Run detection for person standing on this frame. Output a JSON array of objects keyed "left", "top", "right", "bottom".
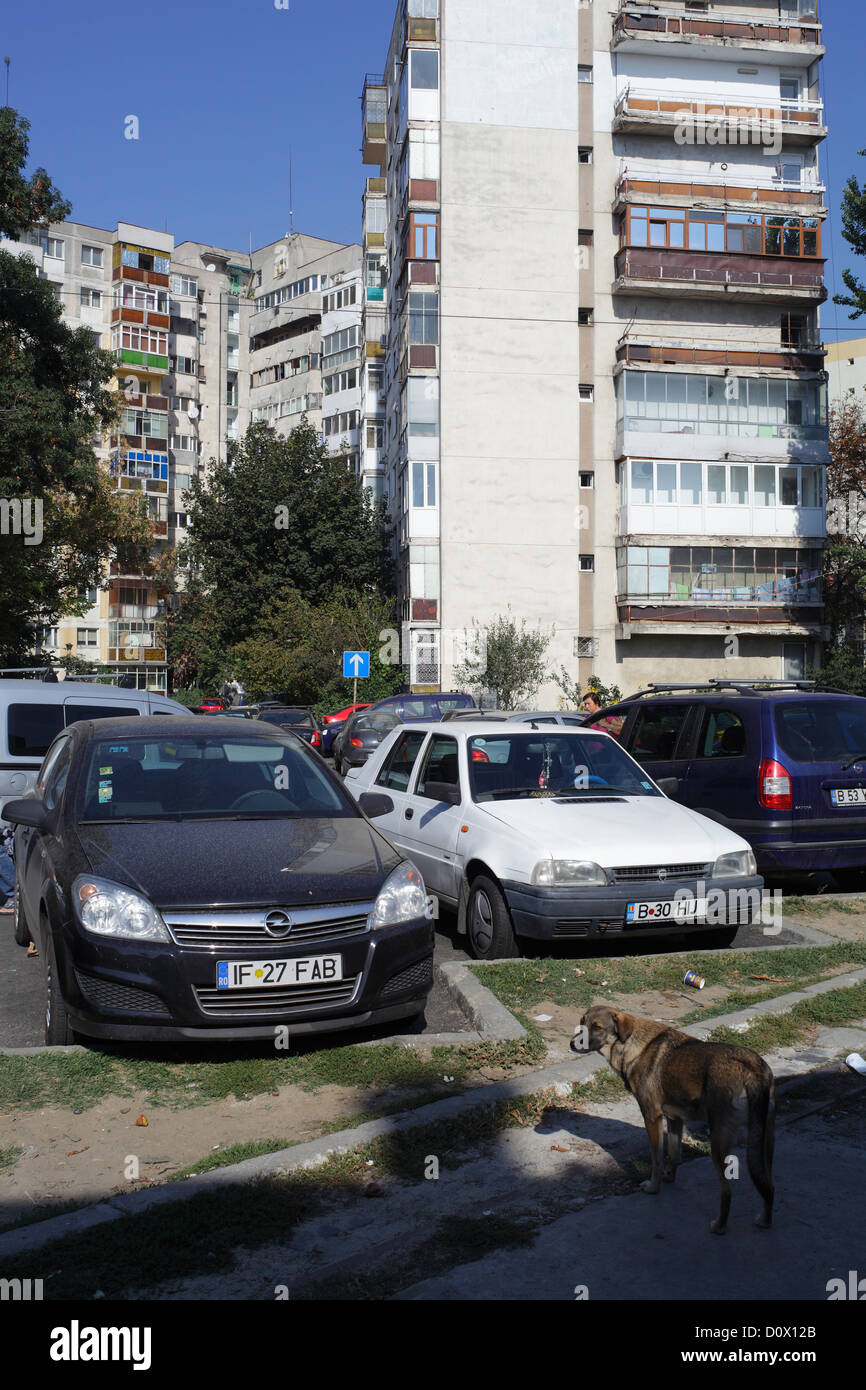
[{"left": 582, "top": 690, "right": 603, "bottom": 717}]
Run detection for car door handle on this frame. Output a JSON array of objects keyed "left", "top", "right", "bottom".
[{"left": 404, "top": 808, "right": 414, "bottom": 820}]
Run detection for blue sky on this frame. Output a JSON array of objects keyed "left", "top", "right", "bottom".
[{"left": 4, "top": 0, "right": 865, "bottom": 339}]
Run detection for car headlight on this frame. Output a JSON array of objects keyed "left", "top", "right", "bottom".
[
  {"left": 73, "top": 875, "right": 171, "bottom": 942},
  {"left": 712, "top": 850, "right": 756, "bottom": 879},
  {"left": 369, "top": 861, "right": 428, "bottom": 929},
  {"left": 531, "top": 859, "right": 608, "bottom": 887}
]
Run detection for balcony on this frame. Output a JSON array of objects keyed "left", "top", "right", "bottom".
[
  {"left": 614, "top": 171, "right": 825, "bottom": 214},
  {"left": 619, "top": 459, "right": 825, "bottom": 539},
  {"left": 614, "top": 247, "right": 825, "bottom": 303},
  {"left": 612, "top": 4, "right": 823, "bottom": 58},
  {"left": 362, "top": 75, "right": 387, "bottom": 167},
  {"left": 617, "top": 338, "right": 825, "bottom": 372},
  {"left": 613, "top": 87, "right": 825, "bottom": 144}
]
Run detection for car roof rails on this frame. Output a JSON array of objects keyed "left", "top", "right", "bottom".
[{"left": 619, "top": 679, "right": 825, "bottom": 701}]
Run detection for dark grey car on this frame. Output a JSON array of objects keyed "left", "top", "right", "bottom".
[{"left": 333, "top": 710, "right": 401, "bottom": 776}]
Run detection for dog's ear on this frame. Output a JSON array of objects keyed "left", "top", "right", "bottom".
[{"left": 614, "top": 1011, "right": 636, "bottom": 1043}]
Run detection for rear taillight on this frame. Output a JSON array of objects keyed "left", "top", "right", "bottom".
[
  {"left": 759, "top": 758, "right": 792, "bottom": 809},
  {"left": 350, "top": 738, "right": 363, "bottom": 748},
  {"left": 311, "top": 731, "right": 321, "bottom": 746}
]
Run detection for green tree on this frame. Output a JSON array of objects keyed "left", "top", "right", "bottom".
[
  {"left": 553, "top": 668, "right": 623, "bottom": 709},
  {"left": 183, "top": 421, "right": 392, "bottom": 653},
  {"left": 834, "top": 148, "right": 866, "bottom": 320},
  {"left": 0, "top": 107, "right": 152, "bottom": 662},
  {"left": 453, "top": 609, "right": 553, "bottom": 709}
]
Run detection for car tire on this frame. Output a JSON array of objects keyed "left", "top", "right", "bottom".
[
  {"left": 43, "top": 923, "right": 73, "bottom": 1045},
  {"left": 13, "top": 877, "right": 32, "bottom": 947},
  {"left": 700, "top": 926, "right": 740, "bottom": 949},
  {"left": 467, "top": 874, "right": 521, "bottom": 960}
]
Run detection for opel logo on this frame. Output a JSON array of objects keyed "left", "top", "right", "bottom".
[
  {"left": 264, "top": 911, "right": 293, "bottom": 938},
  {"left": 657, "top": 868, "right": 668, "bottom": 881}
]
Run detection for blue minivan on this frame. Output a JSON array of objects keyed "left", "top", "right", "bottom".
[{"left": 584, "top": 681, "right": 866, "bottom": 881}]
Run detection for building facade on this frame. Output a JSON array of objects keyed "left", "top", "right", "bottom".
[{"left": 361, "top": 0, "right": 828, "bottom": 697}]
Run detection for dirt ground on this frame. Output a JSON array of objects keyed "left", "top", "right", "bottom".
[{"left": 783, "top": 899, "right": 866, "bottom": 944}]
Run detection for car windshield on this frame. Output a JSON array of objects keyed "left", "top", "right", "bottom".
[
  {"left": 467, "top": 733, "right": 661, "bottom": 801},
  {"left": 353, "top": 712, "right": 400, "bottom": 734},
  {"left": 258, "top": 709, "right": 310, "bottom": 726},
  {"left": 773, "top": 699, "right": 866, "bottom": 764},
  {"left": 77, "top": 734, "right": 354, "bottom": 821}
]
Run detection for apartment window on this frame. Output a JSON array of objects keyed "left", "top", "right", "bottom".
[
  {"left": 578, "top": 147, "right": 593, "bottom": 164},
  {"left": 367, "top": 424, "right": 384, "bottom": 448},
  {"left": 49, "top": 282, "right": 63, "bottom": 302},
  {"left": 578, "top": 308, "right": 593, "bottom": 326},
  {"left": 323, "top": 367, "right": 358, "bottom": 396},
  {"left": 80, "top": 288, "right": 102, "bottom": 308},
  {"left": 409, "top": 212, "right": 439, "bottom": 260},
  {"left": 172, "top": 513, "right": 188, "bottom": 528},
  {"left": 579, "top": 472, "right": 594, "bottom": 489},
  {"left": 622, "top": 205, "right": 820, "bottom": 258},
  {"left": 412, "top": 460, "right": 437, "bottom": 508},
  {"left": 410, "top": 49, "right": 439, "bottom": 90},
  {"left": 45, "top": 238, "right": 64, "bottom": 259},
  {"left": 618, "top": 545, "right": 821, "bottom": 603},
  {"left": 619, "top": 371, "right": 826, "bottom": 439},
  {"left": 781, "top": 312, "right": 809, "bottom": 347},
  {"left": 169, "top": 273, "right": 198, "bottom": 299},
  {"left": 780, "top": 74, "right": 801, "bottom": 104},
  {"left": 81, "top": 245, "right": 104, "bottom": 267},
  {"left": 175, "top": 356, "right": 197, "bottom": 375},
  {"left": 408, "top": 291, "right": 438, "bottom": 344},
  {"left": 578, "top": 383, "right": 594, "bottom": 401},
  {"left": 76, "top": 629, "right": 99, "bottom": 646},
  {"left": 575, "top": 636, "right": 596, "bottom": 657},
  {"left": 578, "top": 66, "right": 593, "bottom": 83},
  {"left": 407, "top": 376, "right": 439, "bottom": 439},
  {"left": 578, "top": 229, "right": 593, "bottom": 245},
  {"left": 408, "top": 0, "right": 438, "bottom": 15},
  {"left": 579, "top": 555, "right": 595, "bottom": 572}
]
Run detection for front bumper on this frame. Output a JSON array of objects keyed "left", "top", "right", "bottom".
[
  {"left": 51, "top": 910, "right": 434, "bottom": 1041},
  {"left": 501, "top": 874, "right": 765, "bottom": 941}
]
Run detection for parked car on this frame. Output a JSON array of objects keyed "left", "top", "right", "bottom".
[
  {"left": 252, "top": 706, "right": 323, "bottom": 751},
  {"left": 198, "top": 698, "right": 227, "bottom": 714},
  {"left": 4, "top": 716, "right": 434, "bottom": 1043},
  {"left": 0, "top": 677, "right": 187, "bottom": 814},
  {"left": 347, "top": 720, "right": 762, "bottom": 959},
  {"left": 332, "top": 709, "right": 401, "bottom": 776},
  {"left": 581, "top": 681, "right": 866, "bottom": 881},
  {"left": 366, "top": 692, "right": 477, "bottom": 722},
  {"left": 320, "top": 702, "right": 373, "bottom": 755},
  {"left": 507, "top": 710, "right": 587, "bottom": 727}
]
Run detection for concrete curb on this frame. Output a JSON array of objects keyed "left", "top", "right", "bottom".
[{"left": 3, "top": 965, "right": 865, "bottom": 1261}]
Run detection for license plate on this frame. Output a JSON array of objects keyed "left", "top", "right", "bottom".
[
  {"left": 830, "top": 788, "right": 866, "bottom": 807},
  {"left": 626, "top": 899, "right": 707, "bottom": 923},
  {"left": 216, "top": 956, "right": 343, "bottom": 989}
]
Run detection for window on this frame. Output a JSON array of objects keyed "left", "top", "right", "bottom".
[
  {"left": 695, "top": 710, "right": 746, "bottom": 759},
  {"left": 42, "top": 739, "right": 74, "bottom": 813},
  {"left": 45, "top": 238, "right": 64, "bottom": 259},
  {"left": 376, "top": 730, "right": 427, "bottom": 791},
  {"left": 578, "top": 66, "right": 593, "bottom": 83},
  {"left": 578, "top": 229, "right": 593, "bottom": 245},
  {"left": 80, "top": 288, "right": 102, "bottom": 308},
  {"left": 578, "top": 147, "right": 593, "bottom": 164},
  {"left": 575, "top": 636, "right": 596, "bottom": 657},
  {"left": 412, "top": 460, "right": 437, "bottom": 507},
  {"left": 76, "top": 629, "right": 99, "bottom": 646},
  {"left": 409, "top": 0, "right": 439, "bottom": 14},
  {"left": 780, "top": 74, "right": 800, "bottom": 104},
  {"left": 7, "top": 705, "right": 64, "bottom": 758},
  {"left": 409, "top": 212, "right": 439, "bottom": 259},
  {"left": 578, "top": 308, "right": 593, "bottom": 325},
  {"left": 172, "top": 512, "right": 188, "bottom": 528},
  {"left": 578, "top": 383, "right": 594, "bottom": 401},
  {"left": 81, "top": 245, "right": 103, "bottom": 267},
  {"left": 579, "top": 555, "right": 595, "bottom": 572},
  {"left": 410, "top": 49, "right": 439, "bottom": 90},
  {"left": 628, "top": 706, "right": 690, "bottom": 763},
  {"left": 782, "top": 312, "right": 809, "bottom": 347},
  {"left": 579, "top": 472, "right": 594, "bottom": 489},
  {"left": 416, "top": 735, "right": 459, "bottom": 798},
  {"left": 170, "top": 273, "right": 198, "bottom": 299},
  {"left": 408, "top": 291, "right": 438, "bottom": 344},
  {"left": 49, "top": 283, "right": 63, "bottom": 302},
  {"left": 622, "top": 205, "right": 820, "bottom": 258}
]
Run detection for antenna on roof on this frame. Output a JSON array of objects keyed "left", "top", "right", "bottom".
[{"left": 289, "top": 151, "right": 295, "bottom": 237}]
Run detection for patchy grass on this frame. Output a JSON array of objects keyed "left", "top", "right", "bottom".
[
  {"left": 0, "top": 1145, "right": 22, "bottom": 1173},
  {"left": 0, "top": 1034, "right": 546, "bottom": 1116},
  {"left": 708, "top": 980, "right": 866, "bottom": 1054},
  {"left": 784, "top": 896, "right": 866, "bottom": 919},
  {"left": 472, "top": 941, "right": 866, "bottom": 1023}
]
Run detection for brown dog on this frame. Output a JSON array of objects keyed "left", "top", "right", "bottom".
[{"left": 574, "top": 1005, "right": 775, "bottom": 1234}]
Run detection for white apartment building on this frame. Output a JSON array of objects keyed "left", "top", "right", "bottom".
[{"left": 361, "top": 0, "right": 829, "bottom": 697}]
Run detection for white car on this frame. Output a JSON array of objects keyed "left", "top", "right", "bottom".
[{"left": 346, "top": 721, "right": 763, "bottom": 959}]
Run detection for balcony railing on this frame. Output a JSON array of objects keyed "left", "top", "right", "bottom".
[
  {"left": 613, "top": 4, "right": 822, "bottom": 48},
  {"left": 615, "top": 171, "right": 825, "bottom": 210},
  {"left": 617, "top": 339, "right": 825, "bottom": 369},
  {"left": 615, "top": 247, "right": 825, "bottom": 299},
  {"left": 614, "top": 86, "right": 825, "bottom": 138}
]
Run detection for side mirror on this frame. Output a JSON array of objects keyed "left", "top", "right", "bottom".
[
  {"left": 422, "top": 782, "right": 461, "bottom": 806},
  {"left": 654, "top": 778, "right": 679, "bottom": 796},
  {"left": 2, "top": 797, "right": 52, "bottom": 831},
  {"left": 358, "top": 792, "right": 395, "bottom": 819}
]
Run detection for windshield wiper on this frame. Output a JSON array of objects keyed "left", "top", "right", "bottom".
[
  {"left": 841, "top": 752, "right": 866, "bottom": 771},
  {"left": 553, "top": 786, "right": 637, "bottom": 798}
]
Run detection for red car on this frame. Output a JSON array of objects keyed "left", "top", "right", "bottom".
[
  {"left": 198, "top": 698, "right": 227, "bottom": 714},
  {"left": 321, "top": 702, "right": 372, "bottom": 754}
]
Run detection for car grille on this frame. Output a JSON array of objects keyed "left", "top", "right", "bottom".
[
  {"left": 379, "top": 957, "right": 433, "bottom": 999},
  {"left": 610, "top": 862, "right": 711, "bottom": 883},
  {"left": 163, "top": 904, "right": 373, "bottom": 949},
  {"left": 74, "top": 970, "right": 172, "bottom": 1017},
  {"left": 553, "top": 919, "right": 623, "bottom": 937},
  {"left": 193, "top": 975, "right": 360, "bottom": 1016}
]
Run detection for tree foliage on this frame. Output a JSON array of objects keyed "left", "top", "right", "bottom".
[
  {"left": 453, "top": 610, "right": 553, "bottom": 709},
  {"left": 0, "top": 106, "right": 152, "bottom": 662},
  {"left": 182, "top": 421, "right": 392, "bottom": 654},
  {"left": 553, "top": 668, "right": 623, "bottom": 709},
  {"left": 833, "top": 148, "right": 866, "bottom": 321}
]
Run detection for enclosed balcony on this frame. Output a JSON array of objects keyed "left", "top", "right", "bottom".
[
  {"left": 617, "top": 335, "right": 825, "bottom": 373},
  {"left": 612, "top": 3, "right": 823, "bottom": 60},
  {"left": 362, "top": 76, "right": 387, "bottom": 167},
  {"left": 619, "top": 458, "right": 825, "bottom": 539},
  {"left": 613, "top": 86, "right": 825, "bottom": 144}
]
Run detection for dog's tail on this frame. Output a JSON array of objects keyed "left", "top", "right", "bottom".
[{"left": 746, "top": 1068, "right": 775, "bottom": 1225}]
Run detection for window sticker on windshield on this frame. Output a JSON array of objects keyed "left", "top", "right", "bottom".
[
  {"left": 108, "top": 746, "right": 129, "bottom": 753},
  {"left": 100, "top": 766, "right": 113, "bottom": 775},
  {"left": 641, "top": 780, "right": 652, "bottom": 788},
  {"left": 98, "top": 786, "right": 113, "bottom": 803},
  {"left": 99, "top": 779, "right": 112, "bottom": 789}
]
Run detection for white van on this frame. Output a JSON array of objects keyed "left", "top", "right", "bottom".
[{"left": 0, "top": 678, "right": 188, "bottom": 807}]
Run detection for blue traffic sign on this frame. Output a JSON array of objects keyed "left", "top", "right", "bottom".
[{"left": 343, "top": 650, "right": 370, "bottom": 679}]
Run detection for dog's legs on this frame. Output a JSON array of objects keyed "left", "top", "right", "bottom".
[
  {"left": 747, "top": 1088, "right": 775, "bottom": 1230},
  {"left": 664, "top": 1116, "right": 683, "bottom": 1182},
  {"left": 640, "top": 1112, "right": 665, "bottom": 1194},
  {"left": 709, "top": 1117, "right": 737, "bottom": 1235}
]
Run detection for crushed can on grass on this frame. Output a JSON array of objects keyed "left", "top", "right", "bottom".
[{"left": 683, "top": 969, "right": 705, "bottom": 990}]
